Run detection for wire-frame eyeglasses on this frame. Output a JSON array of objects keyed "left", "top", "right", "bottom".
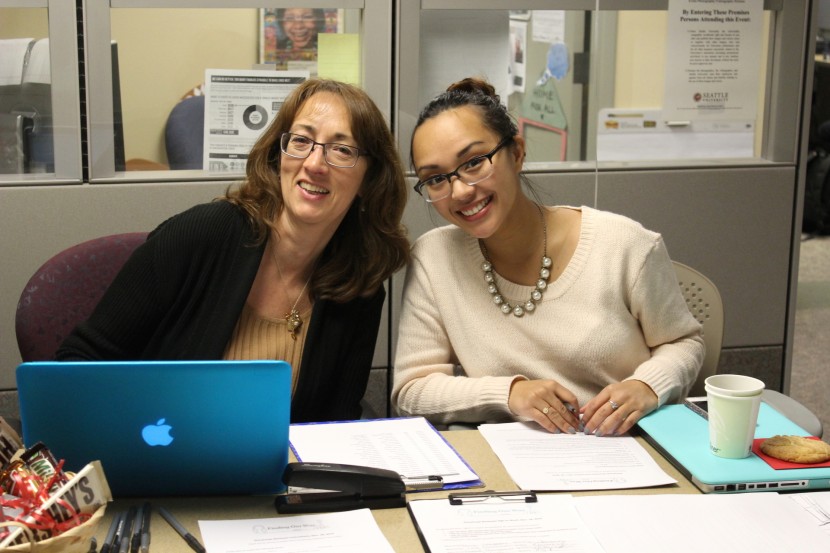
[
  {"left": 413, "top": 138, "right": 512, "bottom": 203},
  {"left": 280, "top": 132, "right": 368, "bottom": 168}
]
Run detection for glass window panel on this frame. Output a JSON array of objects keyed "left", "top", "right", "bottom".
[
  {"left": 0, "top": 8, "right": 52, "bottom": 179},
  {"left": 109, "top": 7, "right": 363, "bottom": 176},
  {"left": 410, "top": 5, "right": 774, "bottom": 170},
  {"left": 506, "top": 10, "right": 587, "bottom": 166},
  {"left": 414, "top": 9, "right": 590, "bottom": 168},
  {"left": 593, "top": 10, "right": 770, "bottom": 166}
]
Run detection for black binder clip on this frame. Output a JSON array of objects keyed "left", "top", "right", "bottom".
[
  {"left": 448, "top": 490, "right": 537, "bottom": 505},
  {"left": 275, "top": 462, "right": 407, "bottom": 514}
]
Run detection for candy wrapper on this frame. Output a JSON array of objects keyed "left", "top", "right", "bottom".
[
  {"left": 0, "top": 418, "right": 111, "bottom": 552},
  {"left": 0, "top": 419, "right": 23, "bottom": 469}
]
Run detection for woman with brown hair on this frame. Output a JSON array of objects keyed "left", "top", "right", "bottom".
[{"left": 57, "top": 79, "right": 409, "bottom": 422}]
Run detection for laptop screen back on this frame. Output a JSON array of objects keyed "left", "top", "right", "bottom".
[{"left": 16, "top": 360, "right": 291, "bottom": 497}]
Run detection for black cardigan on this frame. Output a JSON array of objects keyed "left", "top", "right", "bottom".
[{"left": 56, "top": 201, "right": 385, "bottom": 422}]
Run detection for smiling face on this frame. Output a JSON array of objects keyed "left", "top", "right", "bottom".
[
  {"left": 278, "top": 92, "right": 367, "bottom": 235},
  {"left": 282, "top": 8, "right": 318, "bottom": 50},
  {"left": 412, "top": 106, "right": 524, "bottom": 241}
]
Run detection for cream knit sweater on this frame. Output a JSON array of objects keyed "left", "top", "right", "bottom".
[{"left": 392, "top": 206, "right": 705, "bottom": 425}]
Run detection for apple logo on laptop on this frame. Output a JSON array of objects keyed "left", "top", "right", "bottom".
[{"left": 141, "top": 418, "right": 174, "bottom": 446}]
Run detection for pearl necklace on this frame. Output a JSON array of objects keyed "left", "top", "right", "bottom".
[
  {"left": 271, "top": 241, "right": 313, "bottom": 341},
  {"left": 480, "top": 205, "right": 552, "bottom": 318}
]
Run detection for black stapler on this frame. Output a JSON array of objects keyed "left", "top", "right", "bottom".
[{"left": 275, "top": 462, "right": 407, "bottom": 514}]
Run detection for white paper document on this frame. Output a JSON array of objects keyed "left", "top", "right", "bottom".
[
  {"left": 576, "top": 493, "right": 830, "bottom": 553},
  {"left": 662, "top": 0, "right": 764, "bottom": 121},
  {"left": 788, "top": 491, "right": 830, "bottom": 537},
  {"left": 408, "top": 494, "right": 605, "bottom": 553},
  {"left": 198, "top": 509, "right": 394, "bottom": 553},
  {"left": 289, "top": 417, "right": 479, "bottom": 487},
  {"left": 478, "top": 421, "right": 676, "bottom": 490}
]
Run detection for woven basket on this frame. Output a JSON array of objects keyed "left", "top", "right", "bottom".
[{"left": 0, "top": 504, "right": 107, "bottom": 553}]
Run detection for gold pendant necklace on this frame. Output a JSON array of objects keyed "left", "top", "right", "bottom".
[{"left": 271, "top": 241, "right": 313, "bottom": 341}]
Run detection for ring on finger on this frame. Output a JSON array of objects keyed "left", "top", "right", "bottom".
[
  {"left": 542, "top": 405, "right": 550, "bottom": 415},
  {"left": 609, "top": 399, "right": 620, "bottom": 410}
]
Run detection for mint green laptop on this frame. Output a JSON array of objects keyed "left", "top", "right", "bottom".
[
  {"left": 16, "top": 360, "right": 291, "bottom": 497},
  {"left": 636, "top": 403, "right": 830, "bottom": 493}
]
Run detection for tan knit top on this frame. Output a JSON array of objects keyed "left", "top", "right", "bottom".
[{"left": 223, "top": 302, "right": 311, "bottom": 394}]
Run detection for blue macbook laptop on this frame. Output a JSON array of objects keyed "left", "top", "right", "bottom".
[
  {"left": 636, "top": 402, "right": 830, "bottom": 493},
  {"left": 16, "top": 360, "right": 291, "bottom": 497}
]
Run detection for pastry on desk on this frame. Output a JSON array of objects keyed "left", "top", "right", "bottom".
[{"left": 760, "top": 435, "right": 830, "bottom": 464}]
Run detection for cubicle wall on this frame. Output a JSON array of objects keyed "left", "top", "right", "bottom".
[{"left": 0, "top": 1, "right": 816, "bottom": 419}]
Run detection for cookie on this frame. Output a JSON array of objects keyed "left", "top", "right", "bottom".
[{"left": 760, "top": 435, "right": 830, "bottom": 464}]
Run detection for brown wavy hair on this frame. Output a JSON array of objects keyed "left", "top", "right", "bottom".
[{"left": 225, "top": 78, "right": 409, "bottom": 302}]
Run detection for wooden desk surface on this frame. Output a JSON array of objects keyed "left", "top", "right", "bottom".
[{"left": 93, "top": 431, "right": 700, "bottom": 552}]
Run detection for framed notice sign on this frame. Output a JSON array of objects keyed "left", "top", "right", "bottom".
[
  {"left": 203, "top": 70, "right": 308, "bottom": 173},
  {"left": 663, "top": 0, "right": 763, "bottom": 122}
]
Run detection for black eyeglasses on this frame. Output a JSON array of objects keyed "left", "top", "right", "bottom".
[
  {"left": 280, "top": 132, "right": 368, "bottom": 168},
  {"left": 414, "top": 138, "right": 512, "bottom": 202}
]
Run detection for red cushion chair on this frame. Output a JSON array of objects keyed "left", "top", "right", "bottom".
[{"left": 15, "top": 232, "right": 147, "bottom": 361}]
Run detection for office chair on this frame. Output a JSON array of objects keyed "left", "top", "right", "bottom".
[
  {"left": 673, "top": 261, "right": 723, "bottom": 397},
  {"left": 673, "top": 261, "right": 823, "bottom": 437},
  {"left": 15, "top": 232, "right": 147, "bottom": 361},
  {"left": 164, "top": 95, "right": 204, "bottom": 170}
]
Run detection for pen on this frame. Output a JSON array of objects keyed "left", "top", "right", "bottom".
[
  {"left": 100, "top": 511, "right": 122, "bottom": 553},
  {"left": 129, "top": 503, "right": 144, "bottom": 553},
  {"left": 138, "top": 502, "right": 151, "bottom": 553},
  {"left": 118, "top": 506, "right": 136, "bottom": 553},
  {"left": 158, "top": 507, "right": 205, "bottom": 553}
]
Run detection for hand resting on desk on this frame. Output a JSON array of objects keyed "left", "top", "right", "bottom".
[
  {"left": 581, "top": 380, "right": 658, "bottom": 437},
  {"left": 508, "top": 378, "right": 581, "bottom": 434}
]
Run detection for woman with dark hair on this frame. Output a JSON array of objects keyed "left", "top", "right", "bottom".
[
  {"left": 393, "top": 77, "right": 703, "bottom": 436},
  {"left": 57, "top": 79, "right": 410, "bottom": 422}
]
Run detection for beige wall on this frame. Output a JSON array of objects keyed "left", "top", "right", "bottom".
[
  {"left": 112, "top": 9, "right": 259, "bottom": 164},
  {"left": 0, "top": 8, "right": 48, "bottom": 39},
  {"left": 615, "top": 12, "right": 667, "bottom": 108},
  {"left": 0, "top": 8, "right": 259, "bottom": 165}
]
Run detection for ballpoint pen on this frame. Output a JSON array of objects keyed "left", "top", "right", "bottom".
[
  {"left": 158, "top": 506, "right": 205, "bottom": 553},
  {"left": 138, "top": 502, "right": 151, "bottom": 553},
  {"left": 129, "top": 503, "right": 146, "bottom": 553},
  {"left": 100, "top": 511, "right": 123, "bottom": 553},
  {"left": 118, "top": 506, "right": 137, "bottom": 553}
]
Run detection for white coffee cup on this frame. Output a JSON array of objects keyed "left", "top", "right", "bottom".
[
  {"left": 704, "top": 374, "right": 766, "bottom": 397},
  {"left": 704, "top": 374, "right": 765, "bottom": 459}
]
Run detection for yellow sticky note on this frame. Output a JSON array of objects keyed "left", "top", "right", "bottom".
[{"left": 317, "top": 33, "right": 360, "bottom": 85}]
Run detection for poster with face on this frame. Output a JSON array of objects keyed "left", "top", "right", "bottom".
[{"left": 260, "top": 8, "right": 339, "bottom": 71}]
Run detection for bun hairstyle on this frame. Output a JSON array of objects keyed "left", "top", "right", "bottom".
[
  {"left": 411, "top": 77, "right": 518, "bottom": 165},
  {"left": 446, "top": 77, "right": 498, "bottom": 99}
]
